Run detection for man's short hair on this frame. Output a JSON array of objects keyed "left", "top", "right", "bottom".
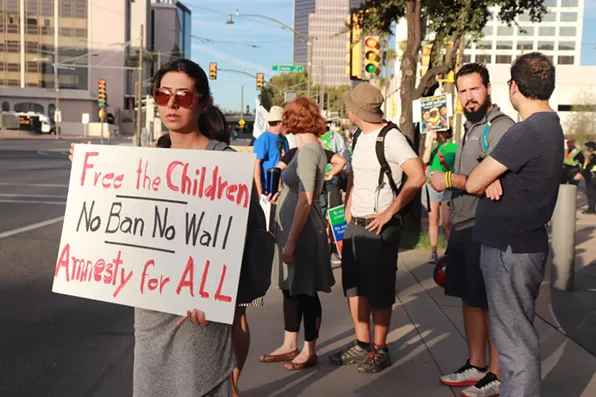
[
  {"left": 455, "top": 63, "right": 490, "bottom": 88},
  {"left": 510, "top": 52, "right": 555, "bottom": 101}
]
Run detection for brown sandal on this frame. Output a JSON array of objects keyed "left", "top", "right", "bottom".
[
  {"left": 284, "top": 354, "right": 318, "bottom": 370},
  {"left": 259, "top": 349, "right": 299, "bottom": 363}
]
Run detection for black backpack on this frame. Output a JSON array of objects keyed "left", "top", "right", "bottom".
[
  {"left": 206, "top": 140, "right": 276, "bottom": 304},
  {"left": 351, "top": 121, "right": 419, "bottom": 223}
]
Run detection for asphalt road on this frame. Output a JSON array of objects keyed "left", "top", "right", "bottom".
[{"left": 0, "top": 139, "right": 134, "bottom": 397}]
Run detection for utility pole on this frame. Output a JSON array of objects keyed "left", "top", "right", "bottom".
[
  {"left": 54, "top": 0, "right": 60, "bottom": 138},
  {"left": 136, "top": 24, "right": 144, "bottom": 147},
  {"left": 307, "top": 38, "right": 313, "bottom": 100},
  {"left": 240, "top": 86, "right": 244, "bottom": 121},
  {"left": 454, "top": 39, "right": 465, "bottom": 144},
  {"left": 319, "top": 64, "right": 324, "bottom": 109}
]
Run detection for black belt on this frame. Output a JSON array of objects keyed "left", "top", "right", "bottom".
[{"left": 352, "top": 217, "right": 374, "bottom": 227}]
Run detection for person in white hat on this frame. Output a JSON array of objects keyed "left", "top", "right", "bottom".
[{"left": 253, "top": 105, "right": 289, "bottom": 196}]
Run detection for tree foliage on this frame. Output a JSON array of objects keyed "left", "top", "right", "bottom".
[
  {"left": 260, "top": 72, "right": 351, "bottom": 114},
  {"left": 565, "top": 91, "right": 596, "bottom": 144},
  {"left": 352, "top": 0, "right": 546, "bottom": 141},
  {"left": 125, "top": 50, "right": 158, "bottom": 68}
]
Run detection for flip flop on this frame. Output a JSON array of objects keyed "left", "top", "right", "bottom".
[
  {"left": 284, "top": 354, "right": 318, "bottom": 370},
  {"left": 259, "top": 349, "right": 299, "bottom": 363}
]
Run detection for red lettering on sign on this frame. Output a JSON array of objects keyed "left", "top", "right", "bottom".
[
  {"left": 113, "top": 268, "right": 133, "bottom": 298},
  {"left": 176, "top": 256, "right": 195, "bottom": 297},
  {"left": 55, "top": 243, "right": 71, "bottom": 281},
  {"left": 199, "top": 260, "right": 211, "bottom": 298},
  {"left": 80, "top": 152, "right": 99, "bottom": 186},
  {"left": 166, "top": 161, "right": 183, "bottom": 192},
  {"left": 214, "top": 264, "right": 232, "bottom": 303}
]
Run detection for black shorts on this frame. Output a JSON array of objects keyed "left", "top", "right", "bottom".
[
  {"left": 444, "top": 227, "right": 488, "bottom": 308},
  {"left": 341, "top": 219, "right": 402, "bottom": 309}
]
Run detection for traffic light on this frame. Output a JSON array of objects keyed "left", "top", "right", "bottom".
[
  {"left": 363, "top": 36, "right": 381, "bottom": 78},
  {"left": 209, "top": 62, "right": 217, "bottom": 80},
  {"left": 256, "top": 73, "right": 264, "bottom": 90},
  {"left": 98, "top": 79, "right": 107, "bottom": 107},
  {"left": 345, "top": 12, "right": 363, "bottom": 80}
]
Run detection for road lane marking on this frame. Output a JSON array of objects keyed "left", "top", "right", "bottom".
[
  {"left": 0, "top": 183, "right": 68, "bottom": 188},
  {"left": 0, "top": 216, "right": 64, "bottom": 239},
  {"left": 0, "top": 199, "right": 66, "bottom": 205},
  {"left": 0, "top": 194, "right": 66, "bottom": 198}
]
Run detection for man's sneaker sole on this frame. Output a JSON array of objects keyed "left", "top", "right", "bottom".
[
  {"left": 441, "top": 379, "right": 480, "bottom": 387},
  {"left": 461, "top": 390, "right": 500, "bottom": 397}
]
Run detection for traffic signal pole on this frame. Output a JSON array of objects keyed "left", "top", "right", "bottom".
[{"left": 136, "top": 25, "right": 144, "bottom": 147}]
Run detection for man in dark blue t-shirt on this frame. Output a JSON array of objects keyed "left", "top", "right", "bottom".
[{"left": 466, "top": 52, "right": 564, "bottom": 397}]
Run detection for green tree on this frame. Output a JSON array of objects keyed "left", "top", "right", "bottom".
[
  {"left": 565, "top": 91, "right": 596, "bottom": 145},
  {"left": 125, "top": 50, "right": 158, "bottom": 68},
  {"left": 353, "top": 0, "right": 546, "bottom": 141}
]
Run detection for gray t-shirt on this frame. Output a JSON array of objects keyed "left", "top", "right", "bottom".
[{"left": 450, "top": 105, "right": 515, "bottom": 231}]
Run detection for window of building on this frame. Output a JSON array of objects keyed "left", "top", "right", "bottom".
[
  {"left": 558, "top": 56, "right": 574, "bottom": 65},
  {"left": 7, "top": 63, "right": 20, "bottom": 72},
  {"left": 518, "top": 26, "right": 535, "bottom": 36},
  {"left": 559, "top": 27, "right": 576, "bottom": 36},
  {"left": 2, "top": 102, "right": 9, "bottom": 112},
  {"left": 518, "top": 13, "right": 531, "bottom": 22},
  {"left": 496, "top": 55, "right": 512, "bottom": 64},
  {"left": 560, "top": 12, "right": 578, "bottom": 21},
  {"left": 462, "top": 54, "right": 472, "bottom": 63},
  {"left": 543, "top": 0, "right": 557, "bottom": 6},
  {"left": 476, "top": 54, "right": 492, "bottom": 64},
  {"left": 517, "top": 41, "right": 534, "bottom": 50},
  {"left": 544, "top": 55, "right": 554, "bottom": 63},
  {"left": 27, "top": 17, "right": 38, "bottom": 25},
  {"left": 26, "top": 62, "right": 39, "bottom": 72},
  {"left": 482, "top": 25, "right": 494, "bottom": 36},
  {"left": 561, "top": 0, "right": 578, "bottom": 7},
  {"left": 538, "top": 41, "right": 555, "bottom": 51},
  {"left": 496, "top": 41, "right": 513, "bottom": 50},
  {"left": 539, "top": 26, "right": 556, "bottom": 36},
  {"left": 0, "top": 63, "right": 4, "bottom": 71},
  {"left": 7, "top": 41, "right": 19, "bottom": 53},
  {"left": 476, "top": 40, "right": 493, "bottom": 50},
  {"left": 558, "top": 43, "right": 575, "bottom": 53},
  {"left": 497, "top": 26, "right": 514, "bottom": 36},
  {"left": 7, "top": 80, "right": 20, "bottom": 87}
]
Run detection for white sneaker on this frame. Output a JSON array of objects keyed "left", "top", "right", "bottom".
[
  {"left": 440, "top": 360, "right": 488, "bottom": 387},
  {"left": 461, "top": 372, "right": 501, "bottom": 397}
]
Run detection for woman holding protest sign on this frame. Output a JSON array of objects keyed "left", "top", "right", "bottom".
[
  {"left": 70, "top": 59, "right": 236, "bottom": 397},
  {"left": 259, "top": 96, "right": 335, "bottom": 370}
]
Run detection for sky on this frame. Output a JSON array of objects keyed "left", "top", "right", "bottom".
[
  {"left": 184, "top": 0, "right": 295, "bottom": 112},
  {"left": 184, "top": 0, "right": 596, "bottom": 111}
]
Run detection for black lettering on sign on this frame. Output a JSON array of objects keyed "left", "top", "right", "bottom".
[
  {"left": 185, "top": 211, "right": 205, "bottom": 246},
  {"left": 105, "top": 202, "right": 145, "bottom": 236},
  {"left": 76, "top": 201, "right": 101, "bottom": 232},
  {"left": 152, "top": 206, "right": 176, "bottom": 240}
]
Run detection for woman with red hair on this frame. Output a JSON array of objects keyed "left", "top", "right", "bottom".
[{"left": 259, "top": 97, "right": 335, "bottom": 370}]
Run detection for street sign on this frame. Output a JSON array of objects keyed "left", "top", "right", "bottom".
[
  {"left": 81, "top": 113, "right": 90, "bottom": 125},
  {"left": 239, "top": 119, "right": 246, "bottom": 128},
  {"left": 272, "top": 64, "right": 304, "bottom": 73}
]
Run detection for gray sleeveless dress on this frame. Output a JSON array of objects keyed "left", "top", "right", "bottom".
[
  {"left": 133, "top": 308, "right": 235, "bottom": 397},
  {"left": 274, "top": 142, "right": 335, "bottom": 296}
]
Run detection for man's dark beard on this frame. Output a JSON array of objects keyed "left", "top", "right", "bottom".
[{"left": 463, "top": 99, "right": 491, "bottom": 123}]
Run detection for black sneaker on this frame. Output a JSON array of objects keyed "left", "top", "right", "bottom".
[
  {"left": 357, "top": 345, "right": 392, "bottom": 373},
  {"left": 329, "top": 340, "right": 370, "bottom": 366},
  {"left": 429, "top": 251, "right": 439, "bottom": 264}
]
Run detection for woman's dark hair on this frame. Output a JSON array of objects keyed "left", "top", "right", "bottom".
[
  {"left": 438, "top": 128, "right": 454, "bottom": 140},
  {"left": 151, "top": 59, "right": 210, "bottom": 105},
  {"left": 156, "top": 104, "right": 230, "bottom": 148},
  {"left": 152, "top": 59, "right": 230, "bottom": 147}
]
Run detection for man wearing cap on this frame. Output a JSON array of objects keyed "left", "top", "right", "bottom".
[
  {"left": 562, "top": 138, "right": 584, "bottom": 185},
  {"left": 582, "top": 141, "right": 596, "bottom": 214},
  {"left": 329, "top": 83, "right": 425, "bottom": 373},
  {"left": 253, "top": 105, "right": 289, "bottom": 196}
]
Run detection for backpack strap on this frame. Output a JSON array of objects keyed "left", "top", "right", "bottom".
[
  {"left": 431, "top": 142, "right": 451, "bottom": 172},
  {"left": 205, "top": 140, "right": 234, "bottom": 152},
  {"left": 376, "top": 122, "right": 400, "bottom": 196},
  {"left": 481, "top": 113, "right": 513, "bottom": 153},
  {"left": 351, "top": 128, "right": 362, "bottom": 153}
]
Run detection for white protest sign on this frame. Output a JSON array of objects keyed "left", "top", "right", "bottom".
[
  {"left": 52, "top": 145, "right": 256, "bottom": 325},
  {"left": 253, "top": 99, "right": 269, "bottom": 139}
]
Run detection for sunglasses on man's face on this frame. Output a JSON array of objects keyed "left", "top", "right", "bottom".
[
  {"left": 507, "top": 79, "right": 514, "bottom": 88},
  {"left": 153, "top": 88, "right": 198, "bottom": 109}
]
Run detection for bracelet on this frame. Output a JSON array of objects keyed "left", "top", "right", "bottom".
[{"left": 445, "top": 171, "right": 452, "bottom": 188}]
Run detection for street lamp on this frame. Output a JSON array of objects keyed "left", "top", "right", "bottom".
[{"left": 226, "top": 10, "right": 315, "bottom": 99}]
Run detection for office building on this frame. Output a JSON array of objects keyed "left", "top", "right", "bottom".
[
  {"left": 292, "top": 0, "right": 315, "bottom": 67},
  {"left": 0, "top": 0, "right": 191, "bottom": 135},
  {"left": 463, "top": 0, "right": 585, "bottom": 66}
]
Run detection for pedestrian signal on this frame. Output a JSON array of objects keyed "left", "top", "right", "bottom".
[
  {"left": 209, "top": 63, "right": 217, "bottom": 80},
  {"left": 256, "top": 73, "right": 264, "bottom": 90}
]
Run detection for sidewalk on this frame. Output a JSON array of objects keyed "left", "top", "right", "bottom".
[{"left": 238, "top": 249, "right": 596, "bottom": 397}]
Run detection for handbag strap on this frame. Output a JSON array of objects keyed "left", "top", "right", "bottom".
[{"left": 432, "top": 142, "right": 451, "bottom": 172}]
